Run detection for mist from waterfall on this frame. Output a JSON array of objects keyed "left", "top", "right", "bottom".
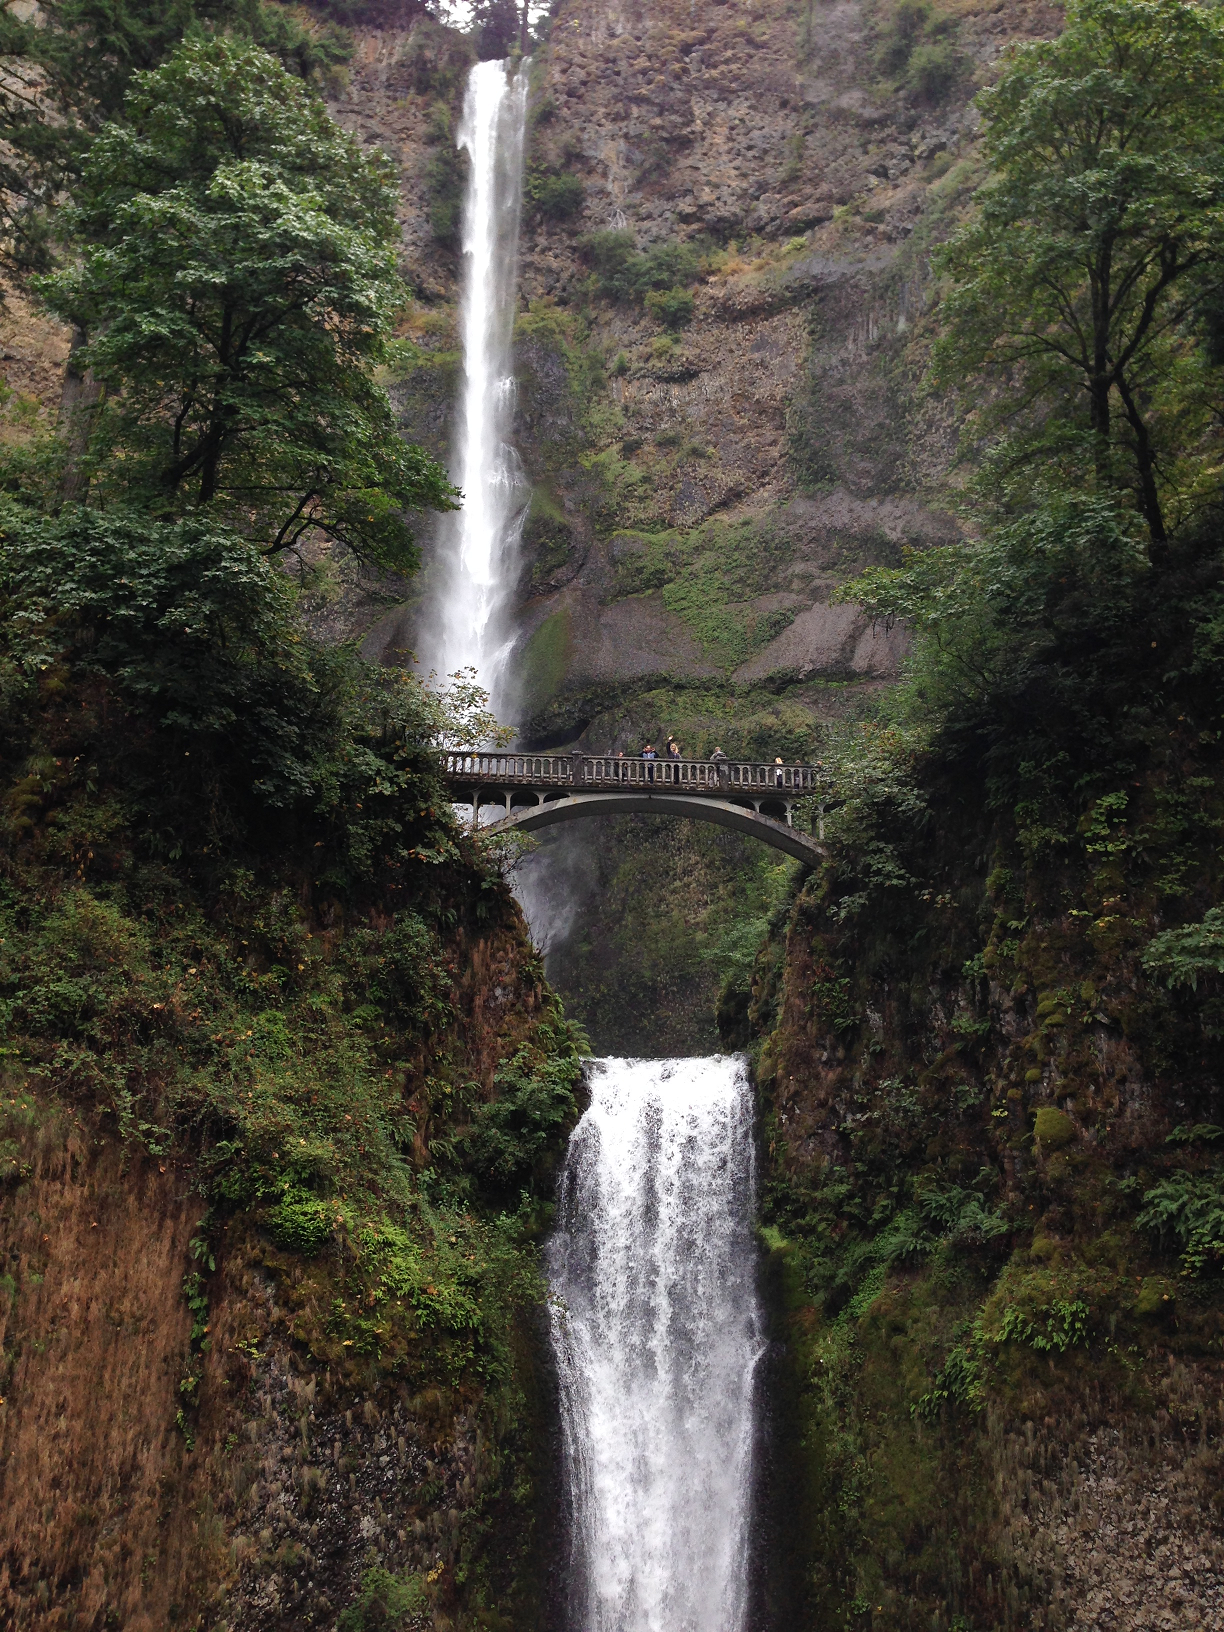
[
  {"left": 547, "top": 1055, "right": 764, "bottom": 1632},
  {"left": 428, "top": 57, "right": 530, "bottom": 720}
]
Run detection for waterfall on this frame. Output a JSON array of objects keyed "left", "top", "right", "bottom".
[
  {"left": 547, "top": 1055, "right": 764, "bottom": 1632},
  {"left": 430, "top": 57, "right": 530, "bottom": 719}
]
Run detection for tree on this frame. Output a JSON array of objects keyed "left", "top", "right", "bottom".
[
  {"left": 934, "top": 0, "right": 1224, "bottom": 557},
  {"left": 41, "top": 34, "right": 455, "bottom": 573},
  {"left": 469, "top": 0, "right": 524, "bottom": 61},
  {"left": 0, "top": 0, "right": 353, "bottom": 275}
]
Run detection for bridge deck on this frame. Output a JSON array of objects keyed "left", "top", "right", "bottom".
[{"left": 442, "top": 751, "right": 817, "bottom": 797}]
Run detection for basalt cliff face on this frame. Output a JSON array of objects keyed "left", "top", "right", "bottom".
[
  {"left": 1, "top": 873, "right": 574, "bottom": 1632},
  {"left": 11, "top": 5, "right": 1222, "bottom": 1631},
  {"left": 332, "top": 0, "right": 1060, "bottom": 1052}
]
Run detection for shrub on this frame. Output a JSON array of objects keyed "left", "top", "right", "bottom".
[
  {"left": 1034, "top": 1106, "right": 1075, "bottom": 1149},
  {"left": 583, "top": 230, "right": 700, "bottom": 305},
  {"left": 337, "top": 1565, "right": 427, "bottom": 1632},
  {"left": 1142, "top": 907, "right": 1224, "bottom": 989},
  {"left": 644, "top": 287, "right": 695, "bottom": 329},
  {"left": 907, "top": 39, "right": 960, "bottom": 102},
  {"left": 269, "top": 1193, "right": 334, "bottom": 1256},
  {"left": 461, "top": 1046, "right": 580, "bottom": 1191},
  {"left": 530, "top": 170, "right": 584, "bottom": 221},
  {"left": 427, "top": 139, "right": 469, "bottom": 249}
]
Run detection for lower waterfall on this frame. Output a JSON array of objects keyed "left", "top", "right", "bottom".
[{"left": 546, "top": 1055, "right": 765, "bottom": 1632}]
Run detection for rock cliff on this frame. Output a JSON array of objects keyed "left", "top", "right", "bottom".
[{"left": 328, "top": 0, "right": 1065, "bottom": 1050}]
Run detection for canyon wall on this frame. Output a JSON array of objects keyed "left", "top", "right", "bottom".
[{"left": 331, "top": 0, "right": 1059, "bottom": 1049}]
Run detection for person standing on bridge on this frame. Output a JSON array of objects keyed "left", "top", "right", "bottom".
[
  {"left": 616, "top": 749, "right": 627, "bottom": 782},
  {"left": 774, "top": 756, "right": 785, "bottom": 787},
  {"left": 666, "top": 739, "right": 682, "bottom": 783},
  {"left": 709, "top": 746, "right": 727, "bottom": 761},
  {"left": 641, "top": 742, "right": 657, "bottom": 783}
]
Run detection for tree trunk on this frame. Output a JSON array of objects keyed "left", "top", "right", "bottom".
[
  {"left": 58, "top": 325, "right": 102, "bottom": 503},
  {"left": 1115, "top": 371, "right": 1167, "bottom": 562}
]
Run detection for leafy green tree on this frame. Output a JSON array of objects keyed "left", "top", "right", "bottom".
[
  {"left": 469, "top": 0, "right": 523, "bottom": 61},
  {"left": 934, "top": 0, "right": 1224, "bottom": 556},
  {"left": 0, "top": 496, "right": 489, "bottom": 857},
  {"left": 41, "top": 35, "right": 454, "bottom": 572},
  {"left": 0, "top": 0, "right": 352, "bottom": 274}
]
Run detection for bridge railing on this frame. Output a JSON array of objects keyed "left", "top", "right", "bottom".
[{"left": 442, "top": 751, "right": 819, "bottom": 794}]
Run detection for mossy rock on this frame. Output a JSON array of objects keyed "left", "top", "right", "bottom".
[
  {"left": 1133, "top": 1276, "right": 1177, "bottom": 1319},
  {"left": 1033, "top": 1106, "right": 1075, "bottom": 1149},
  {"left": 518, "top": 608, "right": 574, "bottom": 717}
]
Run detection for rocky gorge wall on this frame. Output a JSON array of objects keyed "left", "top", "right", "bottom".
[
  {"left": 0, "top": 870, "right": 575, "bottom": 1632},
  {"left": 744, "top": 685, "right": 1224, "bottom": 1627},
  {"left": 324, "top": 0, "right": 1061, "bottom": 1049}
]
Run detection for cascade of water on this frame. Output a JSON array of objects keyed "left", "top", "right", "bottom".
[
  {"left": 429, "top": 57, "right": 531, "bottom": 719},
  {"left": 547, "top": 1055, "right": 765, "bottom": 1632}
]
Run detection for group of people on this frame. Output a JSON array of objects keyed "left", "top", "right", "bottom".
[{"left": 602, "top": 742, "right": 790, "bottom": 786}]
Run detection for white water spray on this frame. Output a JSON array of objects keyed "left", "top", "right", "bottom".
[
  {"left": 430, "top": 58, "right": 530, "bottom": 718},
  {"left": 547, "top": 1055, "right": 765, "bottom": 1632}
]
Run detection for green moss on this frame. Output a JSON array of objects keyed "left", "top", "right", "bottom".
[
  {"left": 604, "top": 519, "right": 803, "bottom": 670},
  {"left": 1033, "top": 1106, "right": 1075, "bottom": 1148},
  {"left": 522, "top": 484, "right": 577, "bottom": 591},
  {"left": 519, "top": 609, "right": 573, "bottom": 715},
  {"left": 1133, "top": 1275, "right": 1176, "bottom": 1318}
]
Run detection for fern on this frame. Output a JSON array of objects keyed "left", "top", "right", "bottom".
[{"left": 1136, "top": 1171, "right": 1224, "bottom": 1274}]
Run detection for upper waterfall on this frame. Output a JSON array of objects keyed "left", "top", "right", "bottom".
[
  {"left": 428, "top": 57, "right": 531, "bottom": 722},
  {"left": 547, "top": 1055, "right": 765, "bottom": 1632}
]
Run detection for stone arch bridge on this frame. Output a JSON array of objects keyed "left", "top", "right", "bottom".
[{"left": 441, "top": 752, "right": 826, "bottom": 864}]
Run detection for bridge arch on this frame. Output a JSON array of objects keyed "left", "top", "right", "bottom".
[
  {"left": 483, "top": 791, "right": 822, "bottom": 863},
  {"left": 444, "top": 752, "right": 826, "bottom": 865}
]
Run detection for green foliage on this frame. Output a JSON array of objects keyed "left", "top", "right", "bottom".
[
  {"left": 875, "top": 0, "right": 961, "bottom": 104},
  {"left": 842, "top": 494, "right": 1148, "bottom": 747},
  {"left": 607, "top": 519, "right": 802, "bottom": 667},
  {"left": 39, "top": 35, "right": 454, "bottom": 571},
  {"left": 1033, "top": 1106, "right": 1075, "bottom": 1149},
  {"left": 644, "top": 287, "right": 695, "bottom": 330},
  {"left": 398, "top": 15, "right": 475, "bottom": 97},
  {"left": 0, "top": 0, "right": 353, "bottom": 275},
  {"left": 526, "top": 166, "right": 584, "bottom": 222},
  {"left": 469, "top": 0, "right": 522, "bottom": 61},
  {"left": 1136, "top": 1171, "right": 1224, "bottom": 1274},
  {"left": 462, "top": 1043, "right": 580, "bottom": 1193},
  {"left": 582, "top": 230, "right": 700, "bottom": 306},
  {"left": 0, "top": 501, "right": 466, "bottom": 856},
  {"left": 426, "top": 136, "right": 469, "bottom": 250},
  {"left": 995, "top": 1297, "right": 1089, "bottom": 1352},
  {"left": 933, "top": 0, "right": 1224, "bottom": 549},
  {"left": 912, "top": 1338, "right": 983, "bottom": 1420},
  {"left": 337, "top": 1566, "right": 427, "bottom": 1632},
  {"left": 804, "top": 722, "right": 929, "bottom": 920},
  {"left": 1142, "top": 907, "right": 1224, "bottom": 990},
  {"left": 269, "top": 1190, "right": 334, "bottom": 1255}
]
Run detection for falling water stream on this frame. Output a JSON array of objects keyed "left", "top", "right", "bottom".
[
  {"left": 430, "top": 57, "right": 531, "bottom": 716},
  {"left": 436, "top": 64, "right": 764, "bottom": 1629},
  {"left": 547, "top": 1056, "right": 765, "bottom": 1632}
]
